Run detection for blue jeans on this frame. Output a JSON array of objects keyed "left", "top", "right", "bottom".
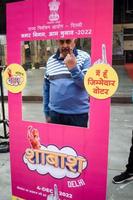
[{"left": 50, "top": 111, "right": 88, "bottom": 127}]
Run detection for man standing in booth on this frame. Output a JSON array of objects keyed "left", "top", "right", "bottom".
[{"left": 43, "top": 39, "right": 91, "bottom": 127}]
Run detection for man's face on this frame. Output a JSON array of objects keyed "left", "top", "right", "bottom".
[{"left": 58, "top": 39, "right": 76, "bottom": 58}]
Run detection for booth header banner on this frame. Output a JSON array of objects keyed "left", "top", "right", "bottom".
[
  {"left": 7, "top": 0, "right": 96, "bottom": 41},
  {"left": 21, "top": 0, "right": 94, "bottom": 40}
]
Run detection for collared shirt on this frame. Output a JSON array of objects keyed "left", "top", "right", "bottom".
[{"left": 45, "top": 48, "right": 89, "bottom": 77}]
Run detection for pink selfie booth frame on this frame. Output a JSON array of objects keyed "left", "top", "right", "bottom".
[{"left": 7, "top": 0, "right": 113, "bottom": 200}]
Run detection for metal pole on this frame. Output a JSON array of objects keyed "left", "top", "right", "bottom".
[
  {"left": 0, "top": 66, "right": 8, "bottom": 139},
  {"left": 0, "top": 66, "right": 9, "bottom": 139},
  {"left": 0, "top": 65, "right": 9, "bottom": 153}
]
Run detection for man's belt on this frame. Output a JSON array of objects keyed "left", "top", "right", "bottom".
[{"left": 47, "top": 74, "right": 72, "bottom": 80}]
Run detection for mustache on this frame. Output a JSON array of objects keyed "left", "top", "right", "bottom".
[{"left": 60, "top": 47, "right": 72, "bottom": 54}]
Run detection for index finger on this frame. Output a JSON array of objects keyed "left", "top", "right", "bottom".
[
  {"left": 54, "top": 184, "right": 59, "bottom": 199},
  {"left": 102, "top": 44, "right": 107, "bottom": 64}
]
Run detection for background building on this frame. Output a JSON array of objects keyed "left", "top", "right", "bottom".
[{"left": 114, "top": 0, "right": 133, "bottom": 64}]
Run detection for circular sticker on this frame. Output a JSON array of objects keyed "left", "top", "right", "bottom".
[
  {"left": 84, "top": 63, "right": 119, "bottom": 99},
  {"left": 3, "top": 63, "right": 27, "bottom": 93},
  {"left": 12, "top": 196, "right": 24, "bottom": 200}
]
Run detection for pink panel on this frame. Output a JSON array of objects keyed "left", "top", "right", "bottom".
[{"left": 7, "top": 0, "right": 113, "bottom": 199}]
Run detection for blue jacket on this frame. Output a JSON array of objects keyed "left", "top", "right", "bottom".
[{"left": 43, "top": 48, "right": 91, "bottom": 117}]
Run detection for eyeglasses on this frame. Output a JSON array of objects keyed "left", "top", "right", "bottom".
[{"left": 59, "top": 39, "right": 72, "bottom": 45}]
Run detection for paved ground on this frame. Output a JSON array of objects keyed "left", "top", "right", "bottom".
[{"left": 0, "top": 103, "right": 133, "bottom": 200}]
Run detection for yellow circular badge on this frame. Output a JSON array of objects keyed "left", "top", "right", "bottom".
[
  {"left": 84, "top": 64, "right": 119, "bottom": 99},
  {"left": 3, "top": 64, "right": 27, "bottom": 93},
  {"left": 12, "top": 196, "right": 25, "bottom": 200}
]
